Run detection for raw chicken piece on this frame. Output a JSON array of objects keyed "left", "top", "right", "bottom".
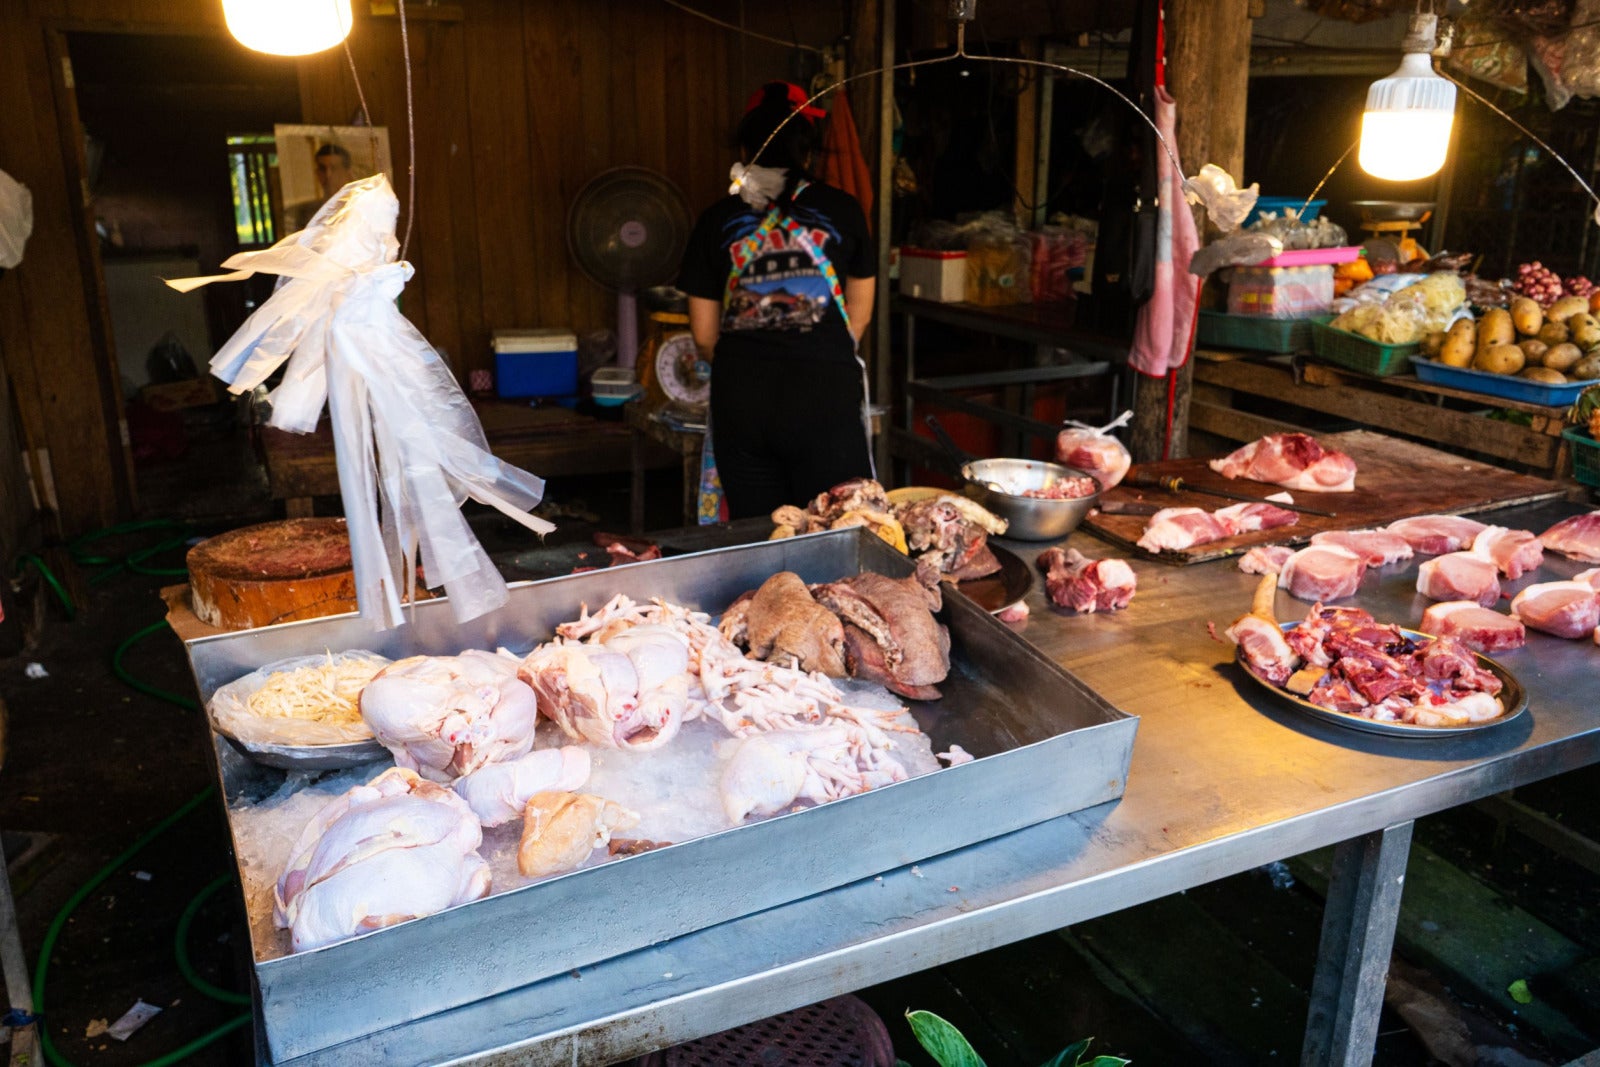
[
  {"left": 1416, "top": 552, "right": 1501, "bottom": 608},
  {"left": 1136, "top": 507, "right": 1234, "bottom": 553},
  {"left": 517, "top": 791, "right": 640, "bottom": 878},
  {"left": 1418, "top": 602, "right": 1527, "bottom": 653},
  {"left": 1471, "top": 526, "right": 1544, "bottom": 580},
  {"left": 810, "top": 564, "right": 950, "bottom": 700},
  {"left": 1239, "top": 545, "right": 1294, "bottom": 576},
  {"left": 1538, "top": 511, "right": 1600, "bottom": 562},
  {"left": 275, "top": 767, "right": 490, "bottom": 953},
  {"left": 1510, "top": 581, "right": 1600, "bottom": 639},
  {"left": 1214, "top": 501, "right": 1300, "bottom": 533},
  {"left": 1224, "top": 575, "right": 1299, "bottom": 685},
  {"left": 361, "top": 651, "right": 538, "bottom": 782},
  {"left": 518, "top": 625, "right": 692, "bottom": 751},
  {"left": 1036, "top": 547, "right": 1136, "bottom": 613},
  {"left": 1385, "top": 515, "right": 1488, "bottom": 555},
  {"left": 718, "top": 572, "right": 846, "bottom": 676},
  {"left": 1207, "top": 433, "right": 1358, "bottom": 492},
  {"left": 1054, "top": 428, "right": 1131, "bottom": 489},
  {"left": 1575, "top": 568, "right": 1600, "bottom": 590},
  {"left": 719, "top": 725, "right": 908, "bottom": 823},
  {"left": 1278, "top": 545, "right": 1367, "bottom": 602},
  {"left": 1310, "top": 530, "right": 1414, "bottom": 567},
  {"left": 452, "top": 747, "right": 592, "bottom": 827}
]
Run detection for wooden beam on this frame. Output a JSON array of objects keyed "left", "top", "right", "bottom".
[{"left": 1013, "top": 38, "right": 1040, "bottom": 229}]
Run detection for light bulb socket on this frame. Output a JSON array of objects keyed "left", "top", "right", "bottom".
[{"left": 1401, "top": 13, "right": 1439, "bottom": 55}]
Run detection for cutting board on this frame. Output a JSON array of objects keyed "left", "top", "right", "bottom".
[{"left": 1083, "top": 430, "right": 1566, "bottom": 565}]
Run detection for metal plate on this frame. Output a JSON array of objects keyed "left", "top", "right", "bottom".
[
  {"left": 953, "top": 543, "right": 1034, "bottom": 614},
  {"left": 217, "top": 734, "right": 390, "bottom": 772},
  {"left": 1237, "top": 623, "right": 1528, "bottom": 737}
]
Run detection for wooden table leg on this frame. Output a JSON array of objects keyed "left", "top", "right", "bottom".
[
  {"left": 1301, "top": 821, "right": 1413, "bottom": 1067},
  {"left": 630, "top": 431, "right": 646, "bottom": 536}
]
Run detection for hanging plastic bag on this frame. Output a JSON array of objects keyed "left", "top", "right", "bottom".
[
  {"left": 167, "top": 175, "right": 554, "bottom": 629},
  {"left": 0, "top": 168, "right": 33, "bottom": 270},
  {"left": 1183, "top": 163, "right": 1259, "bottom": 235},
  {"left": 1054, "top": 410, "right": 1132, "bottom": 489}
]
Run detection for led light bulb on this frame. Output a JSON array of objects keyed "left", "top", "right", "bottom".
[
  {"left": 223, "top": 0, "right": 353, "bottom": 57},
  {"left": 1358, "top": 18, "right": 1457, "bottom": 182}
]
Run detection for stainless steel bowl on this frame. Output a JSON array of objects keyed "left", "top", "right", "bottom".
[{"left": 960, "top": 457, "right": 1102, "bottom": 542}]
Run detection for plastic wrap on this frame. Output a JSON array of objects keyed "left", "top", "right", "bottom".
[
  {"left": 1559, "top": 0, "right": 1600, "bottom": 99},
  {"left": 1330, "top": 272, "right": 1470, "bottom": 343},
  {"left": 167, "top": 176, "right": 556, "bottom": 629},
  {"left": 1227, "top": 265, "right": 1335, "bottom": 319},
  {"left": 0, "top": 168, "right": 31, "bottom": 270},
  {"left": 1028, "top": 226, "right": 1082, "bottom": 304},
  {"left": 1447, "top": 20, "right": 1531, "bottom": 93},
  {"left": 209, "top": 651, "right": 390, "bottom": 748},
  {"left": 1182, "top": 163, "right": 1259, "bottom": 234},
  {"left": 1054, "top": 411, "right": 1132, "bottom": 489}
]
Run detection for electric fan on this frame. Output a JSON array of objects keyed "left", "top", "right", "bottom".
[{"left": 566, "top": 167, "right": 692, "bottom": 369}]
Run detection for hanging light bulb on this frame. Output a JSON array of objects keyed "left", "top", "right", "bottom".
[
  {"left": 1358, "top": 14, "right": 1457, "bottom": 182},
  {"left": 223, "top": 0, "right": 353, "bottom": 57}
]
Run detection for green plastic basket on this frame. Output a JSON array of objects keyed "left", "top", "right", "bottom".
[
  {"left": 1565, "top": 427, "right": 1600, "bottom": 489},
  {"left": 1311, "top": 321, "right": 1419, "bottom": 377},
  {"left": 1197, "top": 311, "right": 1320, "bottom": 354}
]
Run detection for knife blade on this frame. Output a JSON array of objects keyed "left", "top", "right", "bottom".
[{"left": 1125, "top": 472, "right": 1339, "bottom": 518}]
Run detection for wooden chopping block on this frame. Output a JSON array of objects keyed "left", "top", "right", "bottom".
[{"left": 187, "top": 518, "right": 429, "bottom": 630}]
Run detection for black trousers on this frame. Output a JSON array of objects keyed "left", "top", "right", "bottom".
[{"left": 709, "top": 350, "right": 873, "bottom": 520}]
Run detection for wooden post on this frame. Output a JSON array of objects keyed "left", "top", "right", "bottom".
[{"left": 1128, "top": 0, "right": 1252, "bottom": 462}]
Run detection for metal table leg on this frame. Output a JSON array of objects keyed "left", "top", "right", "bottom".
[{"left": 1301, "top": 821, "right": 1413, "bottom": 1067}]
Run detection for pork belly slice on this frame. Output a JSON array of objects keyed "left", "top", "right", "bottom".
[
  {"left": 1214, "top": 501, "right": 1300, "bottom": 533},
  {"left": 1278, "top": 545, "right": 1366, "bottom": 603},
  {"left": 1538, "top": 511, "right": 1600, "bottom": 563},
  {"left": 1415, "top": 552, "right": 1501, "bottom": 608},
  {"left": 1471, "top": 526, "right": 1544, "bottom": 580},
  {"left": 1310, "top": 529, "right": 1414, "bottom": 567},
  {"left": 1207, "top": 433, "right": 1357, "bottom": 492},
  {"left": 1510, "top": 580, "right": 1600, "bottom": 639},
  {"left": 1136, "top": 507, "right": 1233, "bottom": 554},
  {"left": 1418, "top": 601, "right": 1527, "bottom": 653},
  {"left": 1037, "top": 547, "right": 1136, "bottom": 613},
  {"left": 1385, "top": 515, "right": 1489, "bottom": 556},
  {"left": 1239, "top": 545, "right": 1294, "bottom": 576}
]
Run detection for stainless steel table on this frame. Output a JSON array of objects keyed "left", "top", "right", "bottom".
[{"left": 273, "top": 498, "right": 1600, "bottom": 1067}]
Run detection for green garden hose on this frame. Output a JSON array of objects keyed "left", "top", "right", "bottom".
[
  {"left": 13, "top": 555, "right": 74, "bottom": 619},
  {"left": 111, "top": 622, "right": 200, "bottom": 712}
]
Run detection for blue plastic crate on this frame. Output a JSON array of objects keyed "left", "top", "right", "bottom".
[{"left": 1243, "top": 197, "right": 1327, "bottom": 228}]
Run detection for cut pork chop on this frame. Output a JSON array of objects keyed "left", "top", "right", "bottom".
[
  {"left": 1471, "top": 526, "right": 1544, "bottom": 580},
  {"left": 1538, "top": 511, "right": 1600, "bottom": 563},
  {"left": 1207, "top": 433, "right": 1357, "bottom": 492},
  {"left": 1278, "top": 544, "right": 1366, "bottom": 602},
  {"left": 1310, "top": 529, "right": 1414, "bottom": 567},
  {"left": 1214, "top": 501, "right": 1300, "bottom": 533},
  {"left": 1415, "top": 552, "right": 1501, "bottom": 607},
  {"left": 1385, "top": 515, "right": 1489, "bottom": 555},
  {"left": 1239, "top": 545, "right": 1294, "bottom": 576},
  {"left": 1509, "top": 581, "right": 1600, "bottom": 639},
  {"left": 1418, "top": 601, "right": 1526, "bottom": 653}
]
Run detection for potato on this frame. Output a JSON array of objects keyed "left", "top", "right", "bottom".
[
  {"left": 1519, "top": 366, "right": 1568, "bottom": 384},
  {"left": 1538, "top": 321, "right": 1571, "bottom": 347},
  {"left": 1518, "top": 339, "right": 1549, "bottom": 366},
  {"left": 1421, "top": 331, "right": 1446, "bottom": 358},
  {"left": 1544, "top": 342, "right": 1582, "bottom": 373},
  {"left": 1510, "top": 296, "right": 1544, "bottom": 337},
  {"left": 1573, "top": 352, "right": 1600, "bottom": 382},
  {"left": 1439, "top": 318, "right": 1477, "bottom": 367},
  {"left": 1473, "top": 342, "right": 1525, "bottom": 375},
  {"left": 1569, "top": 312, "right": 1600, "bottom": 349},
  {"left": 1548, "top": 295, "right": 1590, "bottom": 324},
  {"left": 1477, "top": 307, "right": 1515, "bottom": 350}
]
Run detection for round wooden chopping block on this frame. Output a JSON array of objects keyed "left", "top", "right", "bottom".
[{"left": 187, "top": 518, "right": 360, "bottom": 631}]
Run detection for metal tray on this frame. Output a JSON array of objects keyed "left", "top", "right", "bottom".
[
  {"left": 181, "top": 528, "right": 1137, "bottom": 1062},
  {"left": 1237, "top": 622, "right": 1528, "bottom": 737},
  {"left": 950, "top": 543, "right": 1034, "bottom": 614}
]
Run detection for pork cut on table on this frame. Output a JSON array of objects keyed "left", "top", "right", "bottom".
[
  {"left": 361, "top": 651, "right": 538, "bottom": 781},
  {"left": 1310, "top": 530, "right": 1414, "bottom": 567},
  {"left": 1385, "top": 515, "right": 1489, "bottom": 555},
  {"left": 1207, "top": 433, "right": 1358, "bottom": 492},
  {"left": 1575, "top": 568, "right": 1600, "bottom": 590},
  {"left": 1225, "top": 576, "right": 1299, "bottom": 686},
  {"left": 1214, "top": 501, "right": 1300, "bottom": 533},
  {"left": 1278, "top": 544, "right": 1367, "bottom": 602},
  {"left": 1036, "top": 547, "right": 1136, "bottom": 613},
  {"left": 1509, "top": 581, "right": 1600, "bottom": 639},
  {"left": 809, "top": 563, "right": 951, "bottom": 700},
  {"left": 1416, "top": 552, "right": 1501, "bottom": 608},
  {"left": 1538, "top": 511, "right": 1600, "bottom": 563},
  {"left": 719, "top": 572, "right": 847, "bottom": 676},
  {"left": 1239, "top": 545, "right": 1294, "bottom": 576},
  {"left": 1471, "top": 526, "right": 1544, "bottom": 579},
  {"left": 1418, "top": 601, "right": 1527, "bottom": 653},
  {"left": 1136, "top": 507, "right": 1235, "bottom": 553}
]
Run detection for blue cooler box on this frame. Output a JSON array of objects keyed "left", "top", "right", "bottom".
[{"left": 493, "top": 329, "right": 578, "bottom": 399}]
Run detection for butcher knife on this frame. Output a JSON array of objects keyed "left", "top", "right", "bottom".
[{"left": 1125, "top": 472, "right": 1339, "bottom": 518}]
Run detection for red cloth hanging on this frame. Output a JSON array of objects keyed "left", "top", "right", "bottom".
[{"left": 818, "top": 89, "right": 874, "bottom": 222}]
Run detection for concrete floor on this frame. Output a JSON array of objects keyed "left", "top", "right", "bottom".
[{"left": 2, "top": 429, "right": 1597, "bottom": 1066}]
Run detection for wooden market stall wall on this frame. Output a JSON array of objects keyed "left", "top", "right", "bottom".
[{"left": 0, "top": 0, "right": 813, "bottom": 537}]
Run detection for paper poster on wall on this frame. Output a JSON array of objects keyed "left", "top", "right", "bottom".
[{"left": 273, "top": 124, "right": 393, "bottom": 235}]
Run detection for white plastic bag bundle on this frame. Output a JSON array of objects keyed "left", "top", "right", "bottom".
[
  {"left": 1182, "top": 163, "right": 1259, "bottom": 235},
  {"left": 0, "top": 168, "right": 33, "bottom": 270},
  {"left": 1055, "top": 410, "right": 1132, "bottom": 490},
  {"left": 169, "top": 176, "right": 554, "bottom": 628}
]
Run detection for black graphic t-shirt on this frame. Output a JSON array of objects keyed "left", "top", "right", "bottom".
[{"left": 677, "top": 182, "right": 873, "bottom": 364}]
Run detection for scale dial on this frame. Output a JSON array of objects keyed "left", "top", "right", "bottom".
[{"left": 654, "top": 331, "right": 709, "bottom": 407}]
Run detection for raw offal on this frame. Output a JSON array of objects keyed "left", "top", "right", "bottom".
[
  {"left": 452, "top": 747, "right": 591, "bottom": 828},
  {"left": 1538, "top": 511, "right": 1600, "bottom": 563},
  {"left": 1207, "top": 433, "right": 1358, "bottom": 492},
  {"left": 809, "top": 566, "right": 952, "bottom": 700},
  {"left": 1137, "top": 507, "right": 1233, "bottom": 553},
  {"left": 1418, "top": 602, "right": 1527, "bottom": 653},
  {"left": 1509, "top": 581, "right": 1600, "bottom": 639},
  {"left": 1471, "top": 526, "right": 1544, "bottom": 580},
  {"left": 1214, "top": 501, "right": 1301, "bottom": 533},
  {"left": 361, "top": 651, "right": 537, "bottom": 781},
  {"left": 1036, "top": 547, "right": 1137, "bottom": 613},
  {"left": 1310, "top": 530, "right": 1414, "bottom": 567},
  {"left": 1278, "top": 544, "right": 1367, "bottom": 602},
  {"left": 1239, "top": 545, "right": 1294, "bottom": 576},
  {"left": 718, "top": 572, "right": 847, "bottom": 677},
  {"left": 1416, "top": 552, "right": 1501, "bottom": 608},
  {"left": 1386, "top": 515, "right": 1489, "bottom": 555}
]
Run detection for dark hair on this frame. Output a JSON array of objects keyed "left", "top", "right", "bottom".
[
  {"left": 315, "top": 143, "right": 352, "bottom": 166},
  {"left": 737, "top": 86, "right": 820, "bottom": 201}
]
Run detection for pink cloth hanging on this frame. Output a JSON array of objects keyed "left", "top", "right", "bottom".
[{"left": 1128, "top": 86, "right": 1200, "bottom": 378}]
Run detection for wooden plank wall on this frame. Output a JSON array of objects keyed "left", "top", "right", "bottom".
[{"left": 1, "top": 0, "right": 845, "bottom": 536}]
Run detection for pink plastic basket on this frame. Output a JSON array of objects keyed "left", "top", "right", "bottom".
[
  {"left": 1255, "top": 246, "right": 1363, "bottom": 268},
  {"left": 632, "top": 995, "right": 896, "bottom": 1067}
]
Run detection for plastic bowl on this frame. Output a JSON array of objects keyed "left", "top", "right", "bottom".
[{"left": 959, "top": 457, "right": 1102, "bottom": 542}]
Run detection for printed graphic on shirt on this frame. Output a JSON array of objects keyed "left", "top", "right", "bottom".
[{"left": 720, "top": 210, "right": 840, "bottom": 334}]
